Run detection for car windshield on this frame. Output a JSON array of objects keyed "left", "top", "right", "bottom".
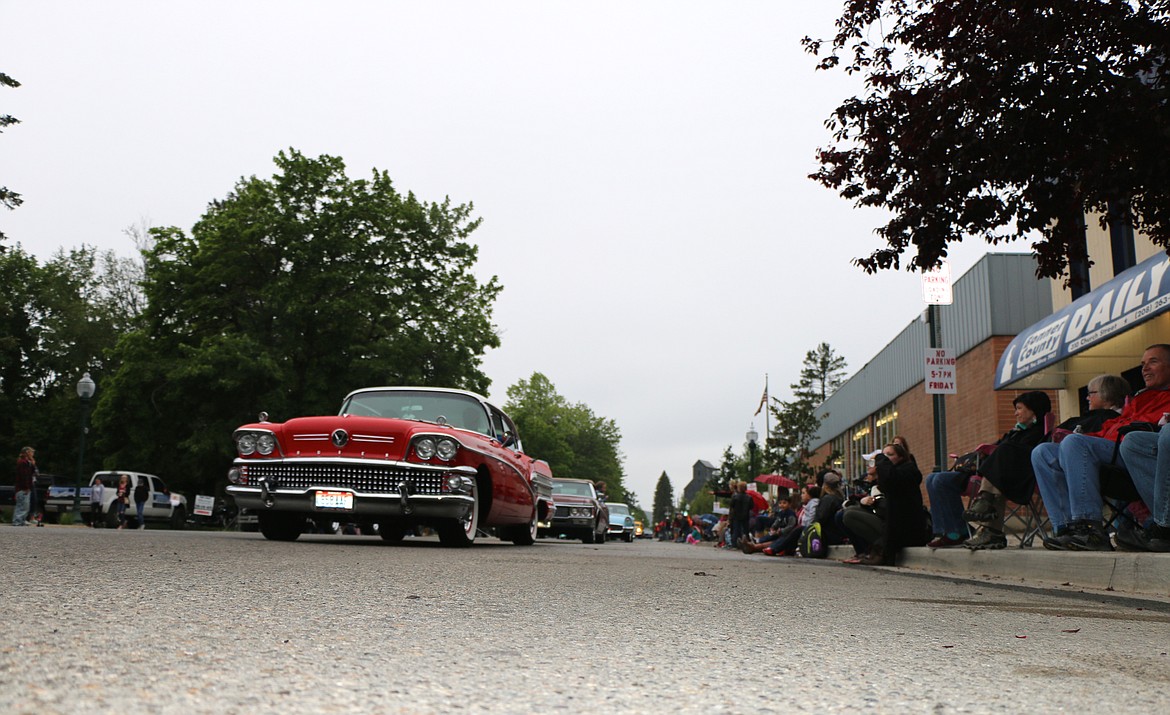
[
  {"left": 553, "top": 481, "right": 595, "bottom": 498},
  {"left": 608, "top": 504, "right": 630, "bottom": 517},
  {"left": 341, "top": 390, "right": 492, "bottom": 435}
]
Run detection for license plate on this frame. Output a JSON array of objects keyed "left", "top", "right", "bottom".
[{"left": 314, "top": 490, "right": 354, "bottom": 510}]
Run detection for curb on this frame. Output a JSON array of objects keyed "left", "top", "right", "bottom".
[{"left": 826, "top": 544, "right": 1170, "bottom": 599}]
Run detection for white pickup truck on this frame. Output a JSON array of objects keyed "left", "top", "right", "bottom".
[{"left": 45, "top": 471, "right": 188, "bottom": 528}]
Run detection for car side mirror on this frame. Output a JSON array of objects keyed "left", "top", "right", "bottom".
[{"left": 501, "top": 432, "right": 516, "bottom": 448}]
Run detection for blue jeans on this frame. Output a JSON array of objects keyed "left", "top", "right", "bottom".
[
  {"left": 12, "top": 490, "right": 31, "bottom": 526},
  {"left": 925, "top": 471, "right": 968, "bottom": 536},
  {"left": 1118, "top": 429, "right": 1170, "bottom": 527},
  {"left": 1032, "top": 435, "right": 1115, "bottom": 530}
]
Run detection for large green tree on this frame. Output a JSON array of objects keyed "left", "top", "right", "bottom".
[
  {"left": 0, "top": 246, "right": 135, "bottom": 480},
  {"left": 652, "top": 471, "right": 673, "bottom": 524},
  {"left": 95, "top": 150, "right": 501, "bottom": 496},
  {"left": 0, "top": 71, "right": 20, "bottom": 245},
  {"left": 804, "top": 1, "right": 1170, "bottom": 283},
  {"left": 768, "top": 343, "right": 847, "bottom": 479},
  {"left": 504, "top": 372, "right": 627, "bottom": 501}
]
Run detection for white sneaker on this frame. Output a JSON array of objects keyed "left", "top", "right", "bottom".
[{"left": 138, "top": 524, "right": 145, "bottom": 530}]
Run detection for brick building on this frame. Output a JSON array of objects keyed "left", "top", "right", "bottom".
[{"left": 809, "top": 222, "right": 1167, "bottom": 498}]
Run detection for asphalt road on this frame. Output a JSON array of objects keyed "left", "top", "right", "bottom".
[{"left": 3, "top": 527, "right": 1169, "bottom": 714}]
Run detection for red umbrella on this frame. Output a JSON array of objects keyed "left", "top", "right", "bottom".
[
  {"left": 746, "top": 489, "right": 769, "bottom": 512},
  {"left": 755, "top": 474, "right": 798, "bottom": 490}
]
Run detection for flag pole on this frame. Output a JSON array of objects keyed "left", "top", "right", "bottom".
[{"left": 763, "top": 374, "right": 769, "bottom": 468}]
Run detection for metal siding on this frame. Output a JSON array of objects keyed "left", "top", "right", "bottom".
[{"left": 812, "top": 254, "right": 1052, "bottom": 446}]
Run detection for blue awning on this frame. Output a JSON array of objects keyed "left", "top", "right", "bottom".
[{"left": 996, "top": 252, "right": 1170, "bottom": 389}]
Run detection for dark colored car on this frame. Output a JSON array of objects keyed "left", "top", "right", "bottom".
[{"left": 539, "top": 478, "right": 608, "bottom": 544}]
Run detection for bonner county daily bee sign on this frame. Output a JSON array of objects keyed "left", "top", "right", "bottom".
[{"left": 926, "top": 348, "right": 956, "bottom": 394}]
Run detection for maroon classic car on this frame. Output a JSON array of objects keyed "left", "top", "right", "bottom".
[
  {"left": 226, "top": 387, "right": 555, "bottom": 547},
  {"left": 538, "top": 477, "right": 609, "bottom": 543}
]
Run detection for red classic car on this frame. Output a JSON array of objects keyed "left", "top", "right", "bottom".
[{"left": 225, "top": 387, "right": 555, "bottom": 547}]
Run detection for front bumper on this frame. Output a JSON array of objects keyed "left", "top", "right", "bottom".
[
  {"left": 226, "top": 457, "right": 476, "bottom": 521},
  {"left": 540, "top": 516, "right": 597, "bottom": 536},
  {"left": 607, "top": 523, "right": 634, "bottom": 537}
]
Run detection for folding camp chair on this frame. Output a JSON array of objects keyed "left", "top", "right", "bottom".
[
  {"left": 1002, "top": 486, "right": 1050, "bottom": 548},
  {"left": 973, "top": 412, "right": 1056, "bottom": 548}
]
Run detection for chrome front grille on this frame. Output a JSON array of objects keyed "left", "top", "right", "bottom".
[{"left": 241, "top": 463, "right": 443, "bottom": 495}]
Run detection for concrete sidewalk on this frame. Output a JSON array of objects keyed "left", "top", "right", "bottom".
[{"left": 827, "top": 543, "right": 1170, "bottom": 600}]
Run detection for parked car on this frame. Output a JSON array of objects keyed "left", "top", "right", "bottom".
[
  {"left": 33, "top": 475, "right": 71, "bottom": 526},
  {"left": 606, "top": 502, "right": 635, "bottom": 542},
  {"left": 226, "top": 387, "right": 555, "bottom": 547},
  {"left": 539, "top": 478, "right": 608, "bottom": 543}
]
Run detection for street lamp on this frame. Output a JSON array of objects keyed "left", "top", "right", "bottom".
[
  {"left": 746, "top": 425, "right": 759, "bottom": 481},
  {"left": 72, "top": 372, "right": 96, "bottom": 520}
]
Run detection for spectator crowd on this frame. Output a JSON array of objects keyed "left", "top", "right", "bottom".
[{"left": 675, "top": 344, "right": 1170, "bottom": 565}]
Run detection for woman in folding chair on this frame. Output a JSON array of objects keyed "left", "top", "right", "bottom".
[{"left": 961, "top": 391, "right": 1053, "bottom": 549}]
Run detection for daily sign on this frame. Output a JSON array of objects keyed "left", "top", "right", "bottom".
[{"left": 996, "top": 253, "right": 1170, "bottom": 388}]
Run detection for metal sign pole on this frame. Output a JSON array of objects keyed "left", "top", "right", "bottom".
[{"left": 929, "top": 304, "right": 948, "bottom": 473}]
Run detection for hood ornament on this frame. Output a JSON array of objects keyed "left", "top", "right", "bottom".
[{"left": 331, "top": 429, "right": 349, "bottom": 447}]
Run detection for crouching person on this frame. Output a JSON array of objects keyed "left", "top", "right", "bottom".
[{"left": 847, "top": 442, "right": 928, "bottom": 566}]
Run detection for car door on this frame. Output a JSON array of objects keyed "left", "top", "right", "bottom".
[{"left": 145, "top": 475, "right": 169, "bottom": 520}]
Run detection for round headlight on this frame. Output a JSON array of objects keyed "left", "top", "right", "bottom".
[
  {"left": 237, "top": 434, "right": 257, "bottom": 455},
  {"left": 227, "top": 468, "right": 241, "bottom": 484},
  {"left": 415, "top": 437, "right": 436, "bottom": 460},
  {"left": 256, "top": 433, "right": 276, "bottom": 456},
  {"left": 436, "top": 438, "right": 458, "bottom": 461}
]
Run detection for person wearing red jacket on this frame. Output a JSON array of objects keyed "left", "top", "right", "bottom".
[
  {"left": 12, "top": 447, "right": 37, "bottom": 527},
  {"left": 1032, "top": 344, "right": 1170, "bottom": 551}
]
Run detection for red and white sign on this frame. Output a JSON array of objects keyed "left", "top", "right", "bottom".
[
  {"left": 925, "top": 348, "right": 957, "bottom": 394},
  {"left": 193, "top": 494, "right": 215, "bottom": 516},
  {"left": 921, "top": 261, "right": 953, "bottom": 305}
]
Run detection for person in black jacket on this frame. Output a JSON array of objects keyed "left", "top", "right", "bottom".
[
  {"left": 850, "top": 442, "right": 927, "bottom": 565},
  {"left": 729, "top": 481, "right": 753, "bottom": 546},
  {"left": 815, "top": 472, "right": 847, "bottom": 546},
  {"left": 1055, "top": 374, "right": 1128, "bottom": 436},
  {"left": 963, "top": 390, "right": 1052, "bottom": 550}
]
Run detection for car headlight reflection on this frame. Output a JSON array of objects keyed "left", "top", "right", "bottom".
[
  {"left": 256, "top": 433, "right": 276, "bottom": 455},
  {"left": 415, "top": 438, "right": 437, "bottom": 460},
  {"left": 237, "top": 434, "right": 257, "bottom": 455},
  {"left": 435, "top": 438, "right": 458, "bottom": 461}
]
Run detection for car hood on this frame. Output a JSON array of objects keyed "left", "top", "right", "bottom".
[{"left": 552, "top": 494, "right": 596, "bottom": 506}]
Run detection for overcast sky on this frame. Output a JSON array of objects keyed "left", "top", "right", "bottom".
[{"left": 3, "top": 2, "right": 1030, "bottom": 507}]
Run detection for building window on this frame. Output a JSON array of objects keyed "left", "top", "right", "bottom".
[{"left": 874, "top": 404, "right": 898, "bottom": 451}]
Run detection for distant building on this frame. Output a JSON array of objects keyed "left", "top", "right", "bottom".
[{"left": 684, "top": 460, "right": 719, "bottom": 502}]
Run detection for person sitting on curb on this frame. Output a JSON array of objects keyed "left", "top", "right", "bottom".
[
  {"left": 845, "top": 442, "right": 928, "bottom": 565},
  {"left": 842, "top": 455, "right": 882, "bottom": 558},
  {"left": 797, "top": 484, "right": 820, "bottom": 531},
  {"left": 740, "top": 495, "right": 799, "bottom": 555},
  {"left": 815, "top": 472, "right": 848, "bottom": 549},
  {"left": 944, "top": 391, "right": 1052, "bottom": 550},
  {"left": 1032, "top": 344, "right": 1170, "bottom": 551},
  {"left": 1116, "top": 413, "right": 1170, "bottom": 552}
]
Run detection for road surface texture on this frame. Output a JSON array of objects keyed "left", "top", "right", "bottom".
[{"left": 3, "top": 528, "right": 1168, "bottom": 713}]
